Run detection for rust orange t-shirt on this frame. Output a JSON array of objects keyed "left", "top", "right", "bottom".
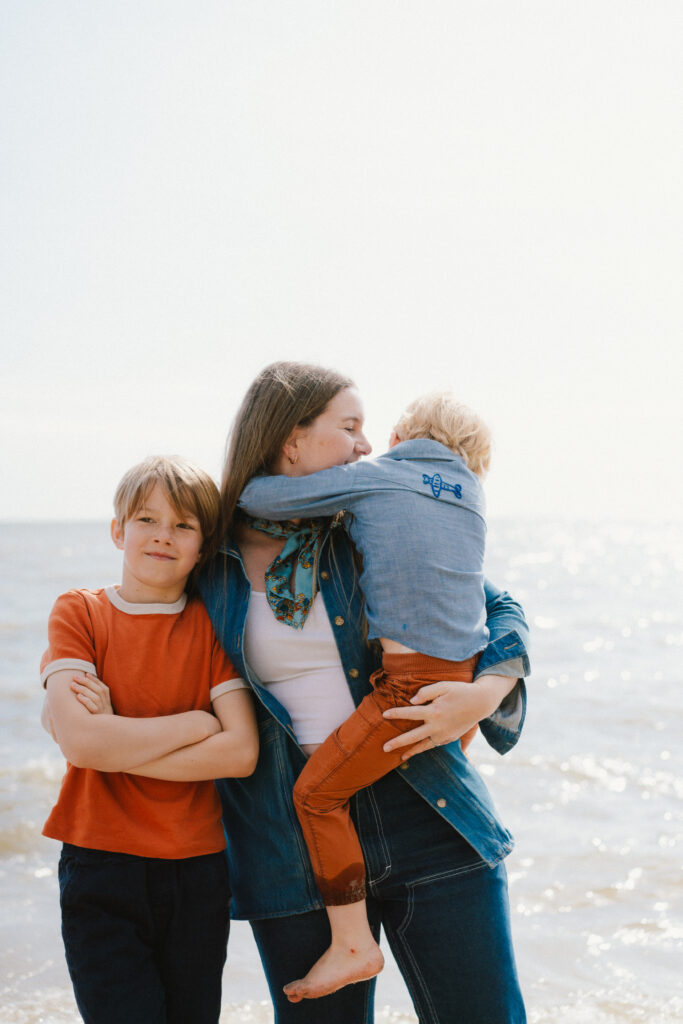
[{"left": 41, "top": 586, "right": 246, "bottom": 859}]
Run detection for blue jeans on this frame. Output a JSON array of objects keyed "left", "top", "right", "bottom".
[
  {"left": 251, "top": 771, "right": 526, "bottom": 1024},
  {"left": 58, "top": 844, "right": 230, "bottom": 1024}
]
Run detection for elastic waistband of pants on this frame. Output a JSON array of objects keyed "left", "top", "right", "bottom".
[{"left": 380, "top": 651, "right": 479, "bottom": 675}]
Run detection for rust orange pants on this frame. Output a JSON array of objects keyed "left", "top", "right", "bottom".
[{"left": 292, "top": 651, "right": 478, "bottom": 906}]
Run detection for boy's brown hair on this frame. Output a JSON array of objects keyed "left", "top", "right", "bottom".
[
  {"left": 393, "top": 392, "right": 492, "bottom": 477},
  {"left": 114, "top": 456, "right": 220, "bottom": 574}
]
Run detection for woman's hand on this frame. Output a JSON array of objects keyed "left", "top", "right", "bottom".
[
  {"left": 70, "top": 672, "right": 114, "bottom": 715},
  {"left": 382, "top": 674, "right": 518, "bottom": 760}
]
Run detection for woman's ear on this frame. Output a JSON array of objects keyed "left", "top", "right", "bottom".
[{"left": 282, "top": 427, "right": 304, "bottom": 467}]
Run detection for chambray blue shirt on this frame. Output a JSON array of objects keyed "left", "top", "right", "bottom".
[{"left": 240, "top": 439, "right": 488, "bottom": 660}]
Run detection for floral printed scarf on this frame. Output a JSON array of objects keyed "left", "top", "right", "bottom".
[{"left": 245, "top": 515, "right": 326, "bottom": 629}]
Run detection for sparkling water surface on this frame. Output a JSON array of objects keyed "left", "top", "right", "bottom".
[{"left": 1, "top": 518, "right": 681, "bottom": 1022}]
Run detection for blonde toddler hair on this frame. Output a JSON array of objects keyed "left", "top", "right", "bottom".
[{"left": 393, "top": 392, "right": 492, "bottom": 477}]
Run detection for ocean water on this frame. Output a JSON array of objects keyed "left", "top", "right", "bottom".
[{"left": 1, "top": 518, "right": 682, "bottom": 1023}]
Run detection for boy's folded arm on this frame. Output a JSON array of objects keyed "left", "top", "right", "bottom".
[
  {"left": 41, "top": 694, "right": 57, "bottom": 740},
  {"left": 44, "top": 669, "right": 220, "bottom": 771},
  {"left": 125, "top": 689, "right": 260, "bottom": 781}
]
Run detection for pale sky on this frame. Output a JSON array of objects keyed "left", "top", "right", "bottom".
[{"left": 2, "top": 1, "right": 681, "bottom": 522}]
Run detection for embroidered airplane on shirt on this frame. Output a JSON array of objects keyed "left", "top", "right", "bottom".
[{"left": 422, "top": 473, "right": 463, "bottom": 500}]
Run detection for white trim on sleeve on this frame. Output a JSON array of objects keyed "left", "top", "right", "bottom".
[
  {"left": 210, "top": 678, "right": 248, "bottom": 701},
  {"left": 41, "top": 658, "right": 98, "bottom": 687}
]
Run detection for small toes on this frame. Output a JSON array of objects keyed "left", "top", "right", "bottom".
[{"left": 283, "top": 983, "right": 304, "bottom": 1003}]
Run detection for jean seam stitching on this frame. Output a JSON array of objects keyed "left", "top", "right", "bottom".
[
  {"left": 409, "top": 858, "right": 491, "bottom": 887},
  {"left": 390, "top": 885, "right": 440, "bottom": 1023},
  {"left": 277, "top": 738, "right": 321, "bottom": 907},
  {"left": 362, "top": 787, "right": 392, "bottom": 888}
]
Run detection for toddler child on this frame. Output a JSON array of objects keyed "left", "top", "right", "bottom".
[
  {"left": 239, "top": 391, "right": 493, "bottom": 1002},
  {"left": 41, "top": 456, "right": 259, "bottom": 1024}
]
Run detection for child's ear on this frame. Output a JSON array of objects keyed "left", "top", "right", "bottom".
[
  {"left": 110, "top": 518, "right": 125, "bottom": 550},
  {"left": 388, "top": 431, "right": 402, "bottom": 449}
]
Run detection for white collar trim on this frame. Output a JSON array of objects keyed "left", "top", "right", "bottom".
[{"left": 105, "top": 585, "right": 187, "bottom": 615}]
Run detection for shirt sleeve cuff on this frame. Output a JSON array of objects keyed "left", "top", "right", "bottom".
[
  {"left": 474, "top": 656, "right": 525, "bottom": 680},
  {"left": 479, "top": 678, "right": 527, "bottom": 754},
  {"left": 41, "top": 659, "right": 97, "bottom": 688},
  {"left": 210, "top": 677, "right": 248, "bottom": 701}
]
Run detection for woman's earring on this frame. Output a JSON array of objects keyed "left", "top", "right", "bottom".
[{"left": 288, "top": 454, "right": 298, "bottom": 466}]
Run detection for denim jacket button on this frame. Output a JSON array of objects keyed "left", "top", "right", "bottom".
[
  {"left": 437, "top": 798, "right": 447, "bottom": 808},
  {"left": 334, "top": 616, "right": 345, "bottom": 626},
  {"left": 320, "top": 570, "right": 330, "bottom": 580},
  {"left": 349, "top": 668, "right": 359, "bottom": 679}
]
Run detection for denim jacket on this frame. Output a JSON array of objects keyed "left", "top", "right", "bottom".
[
  {"left": 198, "top": 521, "right": 530, "bottom": 920},
  {"left": 240, "top": 439, "right": 489, "bottom": 659}
]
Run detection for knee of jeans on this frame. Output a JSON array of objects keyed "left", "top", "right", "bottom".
[
  {"left": 293, "top": 775, "right": 319, "bottom": 812},
  {"left": 293, "top": 775, "right": 342, "bottom": 817}
]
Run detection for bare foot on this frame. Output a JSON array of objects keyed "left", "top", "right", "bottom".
[{"left": 283, "top": 940, "right": 384, "bottom": 1002}]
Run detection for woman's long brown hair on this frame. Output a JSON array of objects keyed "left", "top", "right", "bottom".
[{"left": 214, "top": 362, "right": 354, "bottom": 551}]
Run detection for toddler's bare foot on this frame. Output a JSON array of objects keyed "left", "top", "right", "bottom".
[{"left": 283, "top": 940, "right": 384, "bottom": 1002}]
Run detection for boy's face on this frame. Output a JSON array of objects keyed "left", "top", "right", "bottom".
[{"left": 111, "top": 483, "right": 203, "bottom": 603}]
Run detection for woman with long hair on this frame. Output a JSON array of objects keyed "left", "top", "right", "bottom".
[{"left": 199, "top": 361, "right": 529, "bottom": 1024}]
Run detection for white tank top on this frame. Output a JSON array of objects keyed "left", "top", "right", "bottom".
[{"left": 243, "top": 590, "right": 357, "bottom": 745}]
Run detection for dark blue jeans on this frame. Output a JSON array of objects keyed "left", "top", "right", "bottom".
[
  {"left": 58, "top": 844, "right": 230, "bottom": 1024},
  {"left": 251, "top": 771, "right": 526, "bottom": 1024}
]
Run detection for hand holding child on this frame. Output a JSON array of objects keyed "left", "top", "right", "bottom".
[{"left": 382, "top": 674, "right": 518, "bottom": 760}]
